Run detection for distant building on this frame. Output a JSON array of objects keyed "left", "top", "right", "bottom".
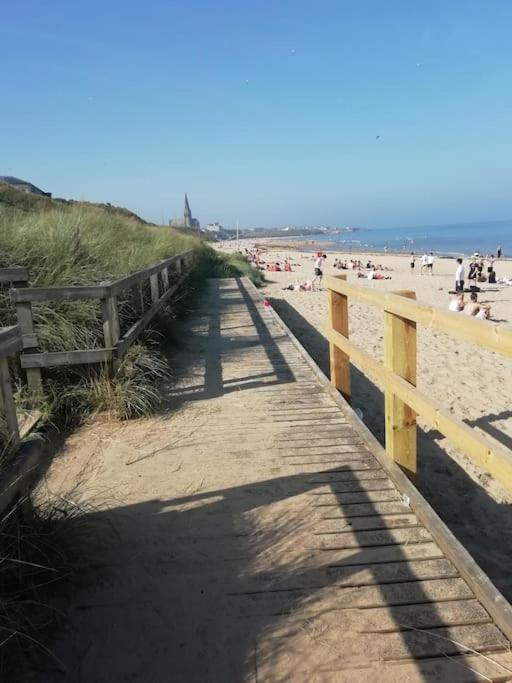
[
  {"left": 0, "top": 175, "right": 51, "bottom": 197},
  {"left": 204, "top": 222, "right": 223, "bottom": 234},
  {"left": 169, "top": 194, "right": 200, "bottom": 230}
]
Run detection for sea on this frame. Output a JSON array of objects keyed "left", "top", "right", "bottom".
[{"left": 288, "top": 220, "right": 512, "bottom": 257}]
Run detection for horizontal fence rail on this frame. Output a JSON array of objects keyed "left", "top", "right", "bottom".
[
  {"left": 7, "top": 251, "right": 193, "bottom": 391},
  {"left": 326, "top": 274, "right": 512, "bottom": 492},
  {"left": 0, "top": 326, "right": 23, "bottom": 449}
]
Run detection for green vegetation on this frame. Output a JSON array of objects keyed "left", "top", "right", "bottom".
[
  {"left": 201, "top": 250, "right": 266, "bottom": 286},
  {"left": 0, "top": 189, "right": 262, "bottom": 433},
  {"left": 0, "top": 492, "right": 109, "bottom": 676}
]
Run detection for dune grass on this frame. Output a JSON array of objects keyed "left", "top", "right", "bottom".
[
  {"left": 0, "top": 203, "right": 262, "bottom": 433},
  {"left": 0, "top": 491, "right": 111, "bottom": 676}
]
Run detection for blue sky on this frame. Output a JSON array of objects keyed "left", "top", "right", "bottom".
[{"left": 2, "top": 1, "right": 512, "bottom": 227}]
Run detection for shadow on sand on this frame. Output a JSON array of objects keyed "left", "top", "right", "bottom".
[{"left": 270, "top": 296, "right": 512, "bottom": 602}]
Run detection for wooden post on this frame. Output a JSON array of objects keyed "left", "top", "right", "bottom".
[
  {"left": 0, "top": 357, "right": 20, "bottom": 448},
  {"left": 161, "top": 267, "right": 169, "bottom": 291},
  {"left": 328, "top": 274, "right": 351, "bottom": 402},
  {"left": 150, "top": 273, "right": 160, "bottom": 304},
  {"left": 130, "top": 285, "right": 140, "bottom": 315},
  {"left": 384, "top": 290, "right": 417, "bottom": 480},
  {"left": 101, "top": 294, "right": 120, "bottom": 348},
  {"left": 15, "top": 300, "right": 42, "bottom": 394}
]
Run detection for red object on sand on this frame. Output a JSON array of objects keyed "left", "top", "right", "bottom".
[{"left": 263, "top": 298, "right": 271, "bottom": 309}]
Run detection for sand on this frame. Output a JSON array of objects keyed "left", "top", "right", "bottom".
[{"left": 218, "top": 239, "right": 512, "bottom": 599}]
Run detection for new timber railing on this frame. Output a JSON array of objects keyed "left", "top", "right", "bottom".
[
  {"left": 8, "top": 251, "right": 193, "bottom": 392},
  {"left": 326, "top": 273, "right": 512, "bottom": 492}
]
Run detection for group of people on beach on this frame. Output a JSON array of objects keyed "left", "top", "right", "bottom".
[
  {"left": 409, "top": 252, "right": 435, "bottom": 274},
  {"left": 449, "top": 291, "right": 491, "bottom": 319}
]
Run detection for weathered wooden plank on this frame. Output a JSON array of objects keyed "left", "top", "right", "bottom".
[
  {"left": 312, "top": 489, "right": 400, "bottom": 506},
  {"left": 101, "top": 295, "right": 120, "bottom": 349},
  {"left": 0, "top": 266, "right": 29, "bottom": 283},
  {"left": 21, "top": 348, "right": 113, "bottom": 368},
  {"left": 12, "top": 285, "right": 109, "bottom": 302},
  {"left": 321, "top": 501, "right": 411, "bottom": 518},
  {"left": 306, "top": 470, "right": 388, "bottom": 483},
  {"left": 327, "top": 557, "right": 457, "bottom": 585},
  {"left": 258, "top": 653, "right": 512, "bottom": 683},
  {"left": 15, "top": 299, "right": 42, "bottom": 391},
  {"left": 108, "top": 250, "right": 192, "bottom": 296},
  {"left": 0, "top": 325, "right": 23, "bottom": 357},
  {"left": 316, "top": 513, "right": 419, "bottom": 532},
  {"left": 313, "top": 525, "right": 433, "bottom": 549},
  {"left": 116, "top": 278, "right": 183, "bottom": 358},
  {"left": 318, "top": 541, "right": 445, "bottom": 569},
  {"left": 255, "top": 599, "right": 491, "bottom": 640},
  {"left": 229, "top": 577, "right": 474, "bottom": 614},
  {"left": 309, "top": 479, "right": 398, "bottom": 493},
  {"left": 257, "top": 632, "right": 512, "bottom": 681},
  {"left": 0, "top": 356, "right": 20, "bottom": 447},
  {"left": 149, "top": 273, "right": 159, "bottom": 304}
]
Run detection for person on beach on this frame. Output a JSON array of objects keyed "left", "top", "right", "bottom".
[
  {"left": 449, "top": 293, "right": 465, "bottom": 312},
  {"left": 464, "top": 292, "right": 491, "bottom": 319},
  {"left": 477, "top": 259, "right": 485, "bottom": 281},
  {"left": 410, "top": 252, "right": 415, "bottom": 272},
  {"left": 468, "top": 260, "right": 478, "bottom": 286},
  {"left": 420, "top": 252, "right": 428, "bottom": 274},
  {"left": 497, "top": 245, "right": 502, "bottom": 259},
  {"left": 455, "top": 258, "right": 465, "bottom": 292},
  {"left": 427, "top": 252, "right": 434, "bottom": 274},
  {"left": 312, "top": 254, "right": 326, "bottom": 289}
]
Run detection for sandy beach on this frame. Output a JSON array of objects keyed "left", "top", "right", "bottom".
[{"left": 218, "top": 239, "right": 512, "bottom": 599}]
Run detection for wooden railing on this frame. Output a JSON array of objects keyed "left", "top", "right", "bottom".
[
  {"left": 0, "top": 326, "right": 23, "bottom": 449},
  {"left": 7, "top": 251, "right": 193, "bottom": 392},
  {"left": 326, "top": 274, "right": 512, "bottom": 491}
]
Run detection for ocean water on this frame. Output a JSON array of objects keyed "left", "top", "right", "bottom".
[{"left": 290, "top": 220, "right": 512, "bottom": 257}]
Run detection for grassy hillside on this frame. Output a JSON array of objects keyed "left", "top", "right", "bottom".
[
  {"left": 0, "top": 180, "right": 149, "bottom": 223},
  {"left": 0, "top": 197, "right": 262, "bottom": 432}
]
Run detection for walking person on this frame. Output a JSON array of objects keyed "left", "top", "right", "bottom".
[
  {"left": 410, "top": 252, "right": 416, "bottom": 273},
  {"left": 312, "top": 253, "right": 326, "bottom": 290},
  {"left": 427, "top": 251, "right": 434, "bottom": 275},
  {"left": 497, "top": 245, "right": 502, "bottom": 259},
  {"left": 455, "top": 258, "right": 465, "bottom": 293},
  {"left": 420, "top": 252, "right": 428, "bottom": 274}
]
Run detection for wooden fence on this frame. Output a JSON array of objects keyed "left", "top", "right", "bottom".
[
  {"left": 4, "top": 251, "right": 192, "bottom": 393},
  {"left": 326, "top": 274, "right": 512, "bottom": 491},
  {"left": 0, "top": 326, "right": 23, "bottom": 449}
]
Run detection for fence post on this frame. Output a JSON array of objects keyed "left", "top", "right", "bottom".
[
  {"left": 0, "top": 356, "right": 20, "bottom": 448},
  {"left": 328, "top": 274, "right": 351, "bottom": 402},
  {"left": 15, "top": 298, "right": 43, "bottom": 394},
  {"left": 150, "top": 273, "right": 160, "bottom": 304},
  {"left": 384, "top": 290, "right": 417, "bottom": 480},
  {"left": 101, "top": 292, "right": 120, "bottom": 348},
  {"left": 161, "top": 267, "right": 170, "bottom": 291}
]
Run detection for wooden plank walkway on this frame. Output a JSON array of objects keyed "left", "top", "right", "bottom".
[{"left": 35, "top": 278, "right": 512, "bottom": 682}]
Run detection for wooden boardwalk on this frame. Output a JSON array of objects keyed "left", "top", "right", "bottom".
[{"left": 37, "top": 278, "right": 512, "bottom": 682}]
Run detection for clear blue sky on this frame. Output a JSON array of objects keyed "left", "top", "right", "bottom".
[{"left": 2, "top": 1, "right": 512, "bottom": 228}]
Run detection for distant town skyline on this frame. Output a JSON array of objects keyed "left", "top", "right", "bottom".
[{"left": 2, "top": 2, "right": 512, "bottom": 229}]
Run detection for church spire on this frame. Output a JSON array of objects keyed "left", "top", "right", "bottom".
[{"left": 184, "top": 194, "right": 192, "bottom": 228}]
